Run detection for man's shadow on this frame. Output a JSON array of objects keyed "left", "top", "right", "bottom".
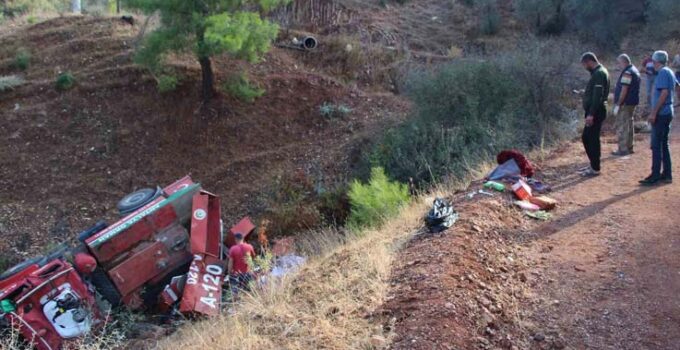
[{"left": 526, "top": 185, "right": 658, "bottom": 241}]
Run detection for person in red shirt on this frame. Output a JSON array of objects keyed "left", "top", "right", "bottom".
[{"left": 228, "top": 232, "right": 256, "bottom": 293}]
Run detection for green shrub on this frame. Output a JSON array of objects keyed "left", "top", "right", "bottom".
[
  {"left": 646, "top": 0, "right": 680, "bottom": 37},
  {"left": 157, "top": 74, "right": 178, "bottom": 93},
  {"left": 514, "top": 0, "right": 567, "bottom": 35},
  {"left": 222, "top": 73, "right": 264, "bottom": 103},
  {"left": 55, "top": 72, "right": 75, "bottom": 90},
  {"left": 476, "top": 0, "right": 501, "bottom": 35},
  {"left": 347, "top": 167, "right": 410, "bottom": 230},
  {"left": 13, "top": 49, "right": 30, "bottom": 70},
  {"left": 0, "top": 75, "right": 25, "bottom": 92},
  {"left": 3, "top": 0, "right": 71, "bottom": 16},
  {"left": 367, "top": 38, "right": 578, "bottom": 187},
  {"left": 319, "top": 102, "right": 352, "bottom": 119},
  {"left": 566, "top": 1, "right": 624, "bottom": 49}
]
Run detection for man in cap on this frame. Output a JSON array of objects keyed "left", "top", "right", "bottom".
[
  {"left": 228, "top": 232, "right": 256, "bottom": 292},
  {"left": 612, "top": 53, "right": 641, "bottom": 156},
  {"left": 580, "top": 52, "right": 610, "bottom": 177},
  {"left": 640, "top": 50, "right": 676, "bottom": 185},
  {"left": 642, "top": 53, "right": 656, "bottom": 110}
]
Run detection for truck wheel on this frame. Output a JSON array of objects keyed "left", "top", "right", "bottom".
[
  {"left": 0, "top": 256, "right": 43, "bottom": 281},
  {"left": 90, "top": 268, "right": 121, "bottom": 306},
  {"left": 117, "top": 187, "right": 160, "bottom": 215}
]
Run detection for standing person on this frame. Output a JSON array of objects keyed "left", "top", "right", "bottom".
[
  {"left": 642, "top": 53, "right": 656, "bottom": 110},
  {"left": 612, "top": 54, "right": 641, "bottom": 156},
  {"left": 640, "top": 51, "right": 676, "bottom": 185},
  {"left": 673, "top": 54, "right": 680, "bottom": 104},
  {"left": 228, "top": 232, "right": 256, "bottom": 293},
  {"left": 580, "top": 52, "right": 610, "bottom": 177}
]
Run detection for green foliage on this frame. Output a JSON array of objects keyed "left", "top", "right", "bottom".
[
  {"left": 475, "top": 0, "right": 501, "bottom": 35},
  {"left": 319, "top": 102, "right": 352, "bottom": 119},
  {"left": 565, "top": 0, "right": 623, "bottom": 49},
  {"left": 55, "top": 72, "right": 75, "bottom": 90},
  {"left": 124, "top": 0, "right": 288, "bottom": 99},
  {"left": 514, "top": 0, "right": 567, "bottom": 35},
  {"left": 13, "top": 49, "right": 30, "bottom": 70},
  {"left": 222, "top": 73, "right": 264, "bottom": 102},
  {"left": 2, "top": 0, "right": 71, "bottom": 16},
  {"left": 157, "top": 74, "right": 178, "bottom": 93},
  {"left": 646, "top": 0, "right": 680, "bottom": 37},
  {"left": 0, "top": 75, "right": 25, "bottom": 92},
  {"left": 347, "top": 167, "right": 410, "bottom": 230},
  {"left": 368, "top": 39, "right": 578, "bottom": 187},
  {"left": 205, "top": 12, "right": 278, "bottom": 62}
]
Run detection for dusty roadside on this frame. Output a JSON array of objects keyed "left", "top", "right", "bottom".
[{"left": 382, "top": 129, "right": 680, "bottom": 350}]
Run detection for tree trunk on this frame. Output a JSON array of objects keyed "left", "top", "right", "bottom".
[
  {"left": 199, "top": 56, "right": 214, "bottom": 102},
  {"left": 196, "top": 26, "right": 214, "bottom": 103},
  {"left": 116, "top": 0, "right": 120, "bottom": 13}
]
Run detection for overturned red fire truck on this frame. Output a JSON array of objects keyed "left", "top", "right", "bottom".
[{"left": 0, "top": 176, "right": 255, "bottom": 350}]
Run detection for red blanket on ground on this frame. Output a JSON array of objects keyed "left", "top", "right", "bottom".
[{"left": 497, "top": 150, "right": 535, "bottom": 178}]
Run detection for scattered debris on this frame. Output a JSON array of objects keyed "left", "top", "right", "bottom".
[
  {"left": 527, "top": 178, "right": 551, "bottom": 194},
  {"left": 512, "top": 180, "right": 533, "bottom": 201},
  {"left": 525, "top": 210, "right": 552, "bottom": 221},
  {"left": 271, "top": 255, "right": 306, "bottom": 278},
  {"left": 483, "top": 181, "right": 506, "bottom": 192},
  {"left": 528, "top": 196, "right": 558, "bottom": 211},
  {"left": 487, "top": 159, "right": 521, "bottom": 181},
  {"left": 425, "top": 198, "right": 459, "bottom": 233},
  {"left": 467, "top": 189, "right": 496, "bottom": 199},
  {"left": 514, "top": 200, "right": 540, "bottom": 211},
  {"left": 497, "top": 150, "right": 535, "bottom": 178}
]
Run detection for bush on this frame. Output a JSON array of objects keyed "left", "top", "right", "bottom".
[
  {"left": 3, "top": 0, "right": 71, "bottom": 16},
  {"left": 566, "top": 1, "right": 624, "bottom": 49},
  {"left": 476, "top": 0, "right": 501, "bottom": 35},
  {"left": 0, "top": 75, "right": 25, "bottom": 92},
  {"left": 319, "top": 102, "right": 352, "bottom": 119},
  {"left": 367, "top": 38, "right": 578, "bottom": 187},
  {"left": 222, "top": 73, "right": 264, "bottom": 103},
  {"left": 13, "top": 49, "right": 30, "bottom": 70},
  {"left": 347, "top": 167, "right": 410, "bottom": 230},
  {"left": 514, "top": 0, "right": 567, "bottom": 35},
  {"left": 646, "top": 0, "right": 680, "bottom": 37},
  {"left": 157, "top": 74, "right": 178, "bottom": 93},
  {"left": 55, "top": 72, "right": 75, "bottom": 90}
]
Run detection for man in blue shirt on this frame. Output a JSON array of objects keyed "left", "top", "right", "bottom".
[
  {"left": 612, "top": 54, "right": 640, "bottom": 156},
  {"left": 640, "top": 50, "right": 676, "bottom": 185}
]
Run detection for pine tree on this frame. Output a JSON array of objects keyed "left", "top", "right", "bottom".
[{"left": 124, "top": 0, "right": 287, "bottom": 102}]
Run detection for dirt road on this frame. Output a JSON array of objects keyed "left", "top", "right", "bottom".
[
  {"left": 520, "top": 128, "right": 680, "bottom": 350},
  {"left": 384, "top": 129, "right": 680, "bottom": 350}
]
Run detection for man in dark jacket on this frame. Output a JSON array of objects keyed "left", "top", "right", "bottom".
[
  {"left": 580, "top": 52, "right": 610, "bottom": 177},
  {"left": 612, "top": 53, "right": 641, "bottom": 156}
]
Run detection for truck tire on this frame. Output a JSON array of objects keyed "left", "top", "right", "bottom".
[
  {"left": 0, "top": 256, "right": 43, "bottom": 281},
  {"left": 90, "top": 268, "right": 122, "bottom": 306},
  {"left": 117, "top": 187, "right": 160, "bottom": 215}
]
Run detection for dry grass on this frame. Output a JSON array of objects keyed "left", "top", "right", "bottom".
[
  {"left": 158, "top": 157, "right": 502, "bottom": 350},
  {"left": 158, "top": 197, "right": 429, "bottom": 350}
]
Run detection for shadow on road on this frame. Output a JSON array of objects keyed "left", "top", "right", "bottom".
[{"left": 529, "top": 185, "right": 658, "bottom": 240}]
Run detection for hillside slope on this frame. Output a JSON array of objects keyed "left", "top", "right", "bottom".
[{"left": 0, "top": 16, "right": 406, "bottom": 262}]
